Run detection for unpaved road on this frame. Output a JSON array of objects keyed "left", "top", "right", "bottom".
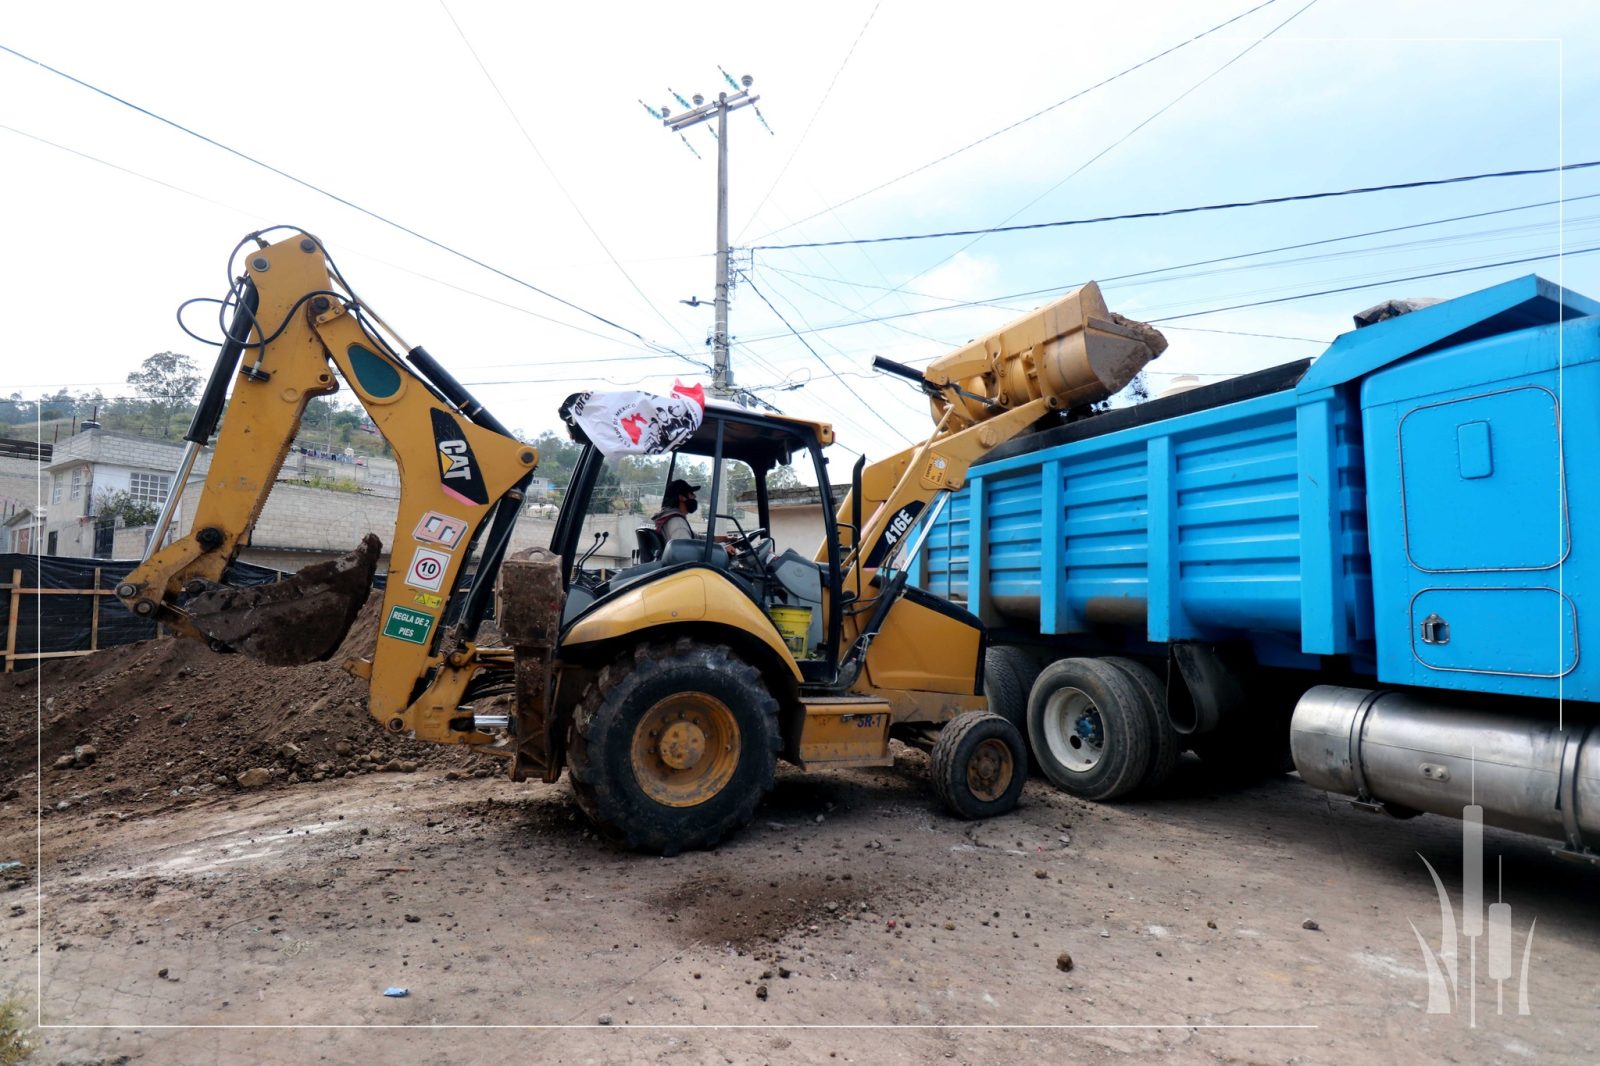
[{"left": 3, "top": 750, "right": 1596, "bottom": 1064}]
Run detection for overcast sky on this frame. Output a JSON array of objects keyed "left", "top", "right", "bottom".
[{"left": 2, "top": 0, "right": 1596, "bottom": 462}]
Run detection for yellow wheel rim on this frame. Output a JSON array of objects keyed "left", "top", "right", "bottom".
[
  {"left": 966, "top": 737, "right": 1015, "bottom": 802},
  {"left": 630, "top": 693, "right": 742, "bottom": 808}
]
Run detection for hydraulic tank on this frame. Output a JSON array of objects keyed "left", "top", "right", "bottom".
[{"left": 1291, "top": 685, "right": 1600, "bottom": 850}]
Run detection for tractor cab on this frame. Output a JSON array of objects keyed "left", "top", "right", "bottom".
[{"left": 552, "top": 402, "right": 847, "bottom": 683}]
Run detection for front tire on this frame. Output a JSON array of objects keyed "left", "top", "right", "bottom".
[
  {"left": 1027, "top": 657, "right": 1151, "bottom": 801},
  {"left": 931, "top": 711, "right": 1027, "bottom": 820},
  {"left": 567, "top": 638, "right": 780, "bottom": 855}
]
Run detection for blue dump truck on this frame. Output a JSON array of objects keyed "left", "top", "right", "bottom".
[{"left": 914, "top": 274, "right": 1598, "bottom": 862}]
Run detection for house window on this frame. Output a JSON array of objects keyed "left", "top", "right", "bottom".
[
  {"left": 129, "top": 472, "right": 171, "bottom": 507},
  {"left": 51, "top": 477, "right": 62, "bottom": 505},
  {"left": 70, "top": 467, "right": 82, "bottom": 501}
]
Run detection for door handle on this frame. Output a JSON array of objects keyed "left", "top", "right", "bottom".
[{"left": 1420, "top": 613, "right": 1450, "bottom": 645}]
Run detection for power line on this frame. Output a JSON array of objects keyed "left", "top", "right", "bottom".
[
  {"left": 735, "top": 193, "right": 1599, "bottom": 344},
  {"left": 0, "top": 121, "right": 253, "bottom": 219},
  {"left": 752, "top": 161, "right": 1600, "bottom": 252},
  {"left": 736, "top": 0, "right": 883, "bottom": 242},
  {"left": 0, "top": 121, "right": 713, "bottom": 362},
  {"left": 765, "top": 262, "right": 951, "bottom": 346},
  {"left": 1148, "top": 245, "right": 1600, "bottom": 323},
  {"left": 736, "top": 271, "right": 911, "bottom": 444},
  {"left": 0, "top": 41, "right": 686, "bottom": 357},
  {"left": 438, "top": 1, "right": 698, "bottom": 353},
  {"left": 758, "top": 192, "right": 1600, "bottom": 305},
  {"left": 829, "top": 0, "right": 1325, "bottom": 325},
  {"left": 748, "top": 270, "right": 934, "bottom": 422},
  {"left": 753, "top": 0, "right": 1286, "bottom": 242},
  {"left": 1091, "top": 195, "right": 1600, "bottom": 289},
  {"left": 1160, "top": 325, "right": 1324, "bottom": 342}
]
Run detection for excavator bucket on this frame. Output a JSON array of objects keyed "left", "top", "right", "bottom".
[{"left": 183, "top": 534, "right": 382, "bottom": 666}]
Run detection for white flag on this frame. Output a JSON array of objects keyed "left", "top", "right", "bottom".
[{"left": 560, "top": 381, "right": 707, "bottom": 458}]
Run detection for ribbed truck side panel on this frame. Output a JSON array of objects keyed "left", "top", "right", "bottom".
[{"left": 921, "top": 388, "right": 1370, "bottom": 668}]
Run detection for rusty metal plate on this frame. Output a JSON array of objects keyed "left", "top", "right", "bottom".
[{"left": 796, "top": 698, "right": 893, "bottom": 768}]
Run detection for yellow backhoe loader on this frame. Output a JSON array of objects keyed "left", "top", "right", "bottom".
[{"left": 117, "top": 228, "right": 1163, "bottom": 854}]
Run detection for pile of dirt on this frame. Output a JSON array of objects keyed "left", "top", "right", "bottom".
[{"left": 1, "top": 598, "right": 493, "bottom": 812}]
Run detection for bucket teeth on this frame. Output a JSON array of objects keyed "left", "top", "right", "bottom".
[{"left": 183, "top": 534, "right": 381, "bottom": 665}]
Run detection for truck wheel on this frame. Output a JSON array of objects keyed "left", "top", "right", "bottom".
[
  {"left": 1100, "top": 657, "right": 1179, "bottom": 793},
  {"left": 983, "top": 646, "right": 1037, "bottom": 737},
  {"left": 1027, "top": 658, "right": 1151, "bottom": 801},
  {"left": 931, "top": 711, "right": 1027, "bottom": 820},
  {"left": 567, "top": 638, "right": 780, "bottom": 855}
]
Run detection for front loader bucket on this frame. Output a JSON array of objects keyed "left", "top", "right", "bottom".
[{"left": 184, "top": 534, "right": 382, "bottom": 665}]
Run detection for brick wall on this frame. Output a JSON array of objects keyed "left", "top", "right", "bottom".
[{"left": 0, "top": 455, "right": 39, "bottom": 518}]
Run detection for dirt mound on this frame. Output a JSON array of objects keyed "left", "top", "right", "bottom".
[{"left": 1, "top": 598, "right": 491, "bottom": 812}]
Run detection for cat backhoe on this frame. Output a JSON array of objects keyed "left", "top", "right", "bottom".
[{"left": 117, "top": 228, "right": 1163, "bottom": 853}]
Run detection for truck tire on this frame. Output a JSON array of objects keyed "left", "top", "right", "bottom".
[
  {"left": 567, "top": 638, "right": 780, "bottom": 855},
  {"left": 1100, "top": 657, "right": 1179, "bottom": 793},
  {"left": 1027, "top": 657, "right": 1151, "bottom": 801},
  {"left": 931, "top": 711, "right": 1027, "bottom": 820},
  {"left": 983, "top": 646, "right": 1037, "bottom": 737}
]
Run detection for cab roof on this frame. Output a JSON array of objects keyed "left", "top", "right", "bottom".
[{"left": 675, "top": 403, "right": 834, "bottom": 469}]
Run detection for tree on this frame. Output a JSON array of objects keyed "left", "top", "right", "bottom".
[
  {"left": 126, "top": 352, "right": 203, "bottom": 438},
  {"left": 769, "top": 463, "right": 803, "bottom": 489},
  {"left": 94, "top": 489, "right": 158, "bottom": 529}
]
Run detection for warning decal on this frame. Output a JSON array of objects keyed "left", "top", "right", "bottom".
[
  {"left": 383, "top": 605, "right": 436, "bottom": 646},
  {"left": 414, "top": 510, "right": 469, "bottom": 551},
  {"left": 405, "top": 546, "right": 450, "bottom": 592}
]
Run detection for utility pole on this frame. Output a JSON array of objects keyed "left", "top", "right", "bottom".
[{"left": 660, "top": 76, "right": 761, "bottom": 404}]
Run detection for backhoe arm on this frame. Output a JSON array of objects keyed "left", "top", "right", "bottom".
[{"left": 116, "top": 231, "right": 538, "bottom": 746}]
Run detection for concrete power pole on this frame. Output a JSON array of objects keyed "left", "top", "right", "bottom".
[{"left": 661, "top": 76, "right": 761, "bottom": 404}]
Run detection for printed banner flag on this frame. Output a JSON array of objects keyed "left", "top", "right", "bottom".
[{"left": 560, "top": 381, "right": 707, "bottom": 458}]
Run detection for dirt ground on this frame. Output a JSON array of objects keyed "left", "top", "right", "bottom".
[{"left": 2, "top": 640, "right": 1598, "bottom": 1064}]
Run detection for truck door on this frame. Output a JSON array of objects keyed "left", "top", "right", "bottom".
[{"left": 1394, "top": 385, "right": 1575, "bottom": 680}]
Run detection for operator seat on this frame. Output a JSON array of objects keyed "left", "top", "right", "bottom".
[{"left": 635, "top": 525, "right": 664, "bottom": 563}]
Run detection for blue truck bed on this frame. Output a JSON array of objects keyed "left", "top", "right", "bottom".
[{"left": 915, "top": 275, "right": 1600, "bottom": 703}]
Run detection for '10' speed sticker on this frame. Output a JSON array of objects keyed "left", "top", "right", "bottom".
[{"left": 405, "top": 546, "right": 450, "bottom": 592}]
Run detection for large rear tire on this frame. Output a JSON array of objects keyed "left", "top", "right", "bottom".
[
  {"left": 567, "top": 638, "right": 780, "bottom": 855},
  {"left": 1027, "top": 657, "right": 1151, "bottom": 801},
  {"left": 1099, "top": 656, "right": 1179, "bottom": 793},
  {"left": 983, "top": 646, "right": 1037, "bottom": 737}
]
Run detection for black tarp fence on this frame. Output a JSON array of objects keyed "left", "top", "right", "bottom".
[
  {"left": 0, "top": 553, "right": 286, "bottom": 669},
  {"left": 1, "top": 554, "right": 482, "bottom": 670}
]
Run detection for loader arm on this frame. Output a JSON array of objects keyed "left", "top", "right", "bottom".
[
  {"left": 827, "top": 281, "right": 1166, "bottom": 656},
  {"left": 116, "top": 231, "right": 538, "bottom": 746}
]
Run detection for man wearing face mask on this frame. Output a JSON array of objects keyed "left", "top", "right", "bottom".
[{"left": 652, "top": 479, "right": 702, "bottom": 543}]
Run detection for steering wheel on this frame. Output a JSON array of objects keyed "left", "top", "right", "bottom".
[
  {"left": 715, "top": 514, "right": 774, "bottom": 567},
  {"left": 728, "top": 526, "right": 769, "bottom": 554}
]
